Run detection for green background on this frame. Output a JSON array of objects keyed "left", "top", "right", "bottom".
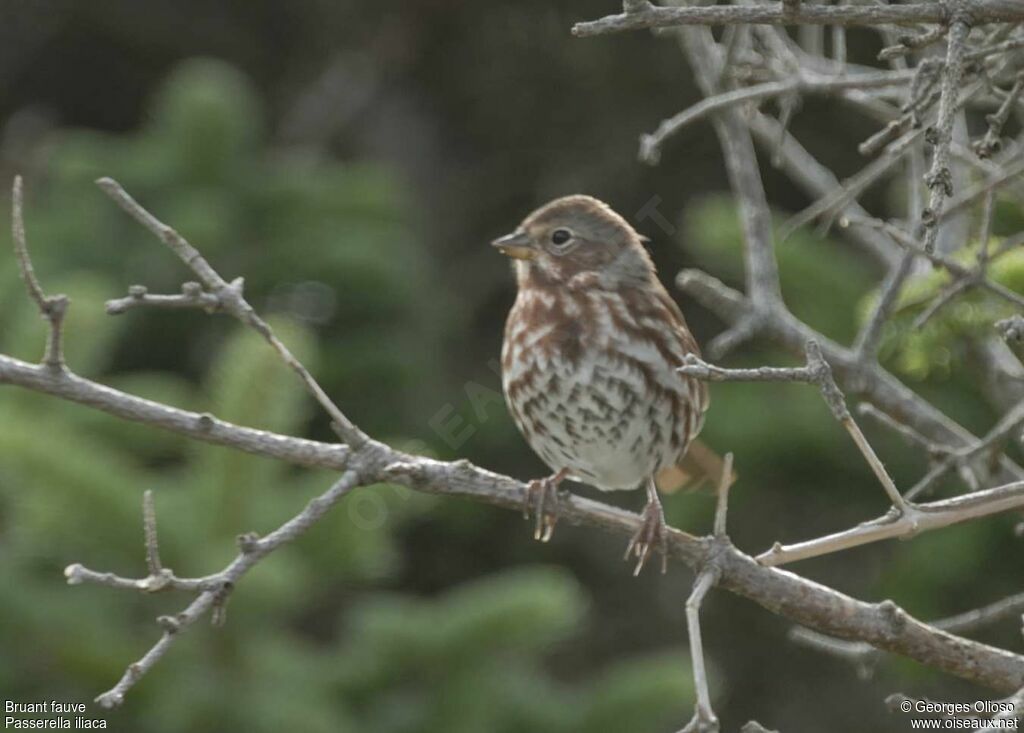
[{"left": 0, "top": 2, "right": 1022, "bottom": 731}]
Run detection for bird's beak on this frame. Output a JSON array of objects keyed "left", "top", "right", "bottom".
[{"left": 491, "top": 230, "right": 536, "bottom": 260}]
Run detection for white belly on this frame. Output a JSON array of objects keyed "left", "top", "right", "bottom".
[{"left": 503, "top": 343, "right": 689, "bottom": 492}]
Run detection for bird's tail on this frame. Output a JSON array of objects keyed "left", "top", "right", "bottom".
[{"left": 655, "top": 439, "right": 736, "bottom": 494}]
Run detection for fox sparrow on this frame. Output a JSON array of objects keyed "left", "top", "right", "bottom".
[{"left": 493, "top": 195, "right": 708, "bottom": 574}]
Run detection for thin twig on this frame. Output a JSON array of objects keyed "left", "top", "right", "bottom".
[
  {"left": 845, "top": 215, "right": 1024, "bottom": 310},
  {"left": 681, "top": 564, "right": 722, "bottom": 733},
  {"left": 879, "top": 25, "right": 949, "bottom": 61},
  {"left": 714, "top": 452, "right": 735, "bottom": 538},
  {"left": 11, "top": 176, "right": 68, "bottom": 370},
  {"left": 905, "top": 399, "right": 1024, "bottom": 500},
  {"left": 855, "top": 252, "right": 915, "bottom": 360},
  {"left": 106, "top": 282, "right": 222, "bottom": 315},
  {"left": 975, "top": 71, "right": 1024, "bottom": 158},
  {"left": 758, "top": 479, "right": 1024, "bottom": 566},
  {"left": 858, "top": 403, "right": 946, "bottom": 455},
  {"left": 142, "top": 490, "right": 162, "bottom": 577},
  {"left": 784, "top": 127, "right": 924, "bottom": 236},
  {"left": 677, "top": 267, "right": 1023, "bottom": 490},
  {"left": 680, "top": 341, "right": 908, "bottom": 510},
  {"left": 87, "top": 470, "right": 361, "bottom": 708},
  {"left": 911, "top": 277, "right": 973, "bottom": 330},
  {"left": 941, "top": 156, "right": 1024, "bottom": 223},
  {"left": 639, "top": 70, "right": 911, "bottom": 164},
  {"left": 95, "top": 178, "right": 369, "bottom": 450},
  {"left": 921, "top": 19, "right": 971, "bottom": 254},
  {"left": 747, "top": 111, "right": 897, "bottom": 266}
]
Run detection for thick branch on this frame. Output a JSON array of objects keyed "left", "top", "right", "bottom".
[
  {"left": 5, "top": 341, "right": 1024, "bottom": 692},
  {"left": 746, "top": 111, "right": 898, "bottom": 267},
  {"left": 0, "top": 353, "right": 351, "bottom": 471},
  {"left": 384, "top": 457, "right": 1024, "bottom": 693},
  {"left": 573, "top": 1, "right": 1024, "bottom": 36},
  {"left": 791, "top": 590, "right": 1024, "bottom": 672},
  {"left": 675, "top": 26, "right": 783, "bottom": 309}
]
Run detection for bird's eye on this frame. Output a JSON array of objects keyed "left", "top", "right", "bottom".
[{"left": 550, "top": 228, "right": 572, "bottom": 246}]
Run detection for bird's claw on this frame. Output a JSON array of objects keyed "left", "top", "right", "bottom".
[
  {"left": 625, "top": 500, "right": 668, "bottom": 575},
  {"left": 523, "top": 469, "right": 568, "bottom": 542}
]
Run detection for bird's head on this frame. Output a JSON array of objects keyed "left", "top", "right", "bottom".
[{"left": 492, "top": 195, "right": 655, "bottom": 287}]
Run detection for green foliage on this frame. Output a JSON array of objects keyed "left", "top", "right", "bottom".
[
  {"left": 683, "top": 195, "right": 876, "bottom": 344},
  {"left": 3, "top": 56, "right": 446, "bottom": 437},
  {"left": 858, "top": 241, "right": 1024, "bottom": 380},
  {"left": 331, "top": 567, "right": 688, "bottom": 733},
  {"left": 0, "top": 59, "right": 694, "bottom": 733}
]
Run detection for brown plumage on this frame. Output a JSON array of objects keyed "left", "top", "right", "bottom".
[{"left": 493, "top": 195, "right": 709, "bottom": 573}]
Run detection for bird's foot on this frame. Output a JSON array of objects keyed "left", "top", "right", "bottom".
[
  {"left": 523, "top": 468, "right": 569, "bottom": 542},
  {"left": 625, "top": 498, "right": 668, "bottom": 576}
]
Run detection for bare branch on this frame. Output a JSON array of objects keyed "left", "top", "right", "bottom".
[
  {"left": 791, "top": 590, "right": 1024, "bottom": 675},
  {"left": 681, "top": 341, "right": 908, "bottom": 511},
  {"left": 905, "top": 398, "right": 1024, "bottom": 500},
  {"left": 747, "top": 111, "right": 898, "bottom": 267},
  {"left": 675, "top": 27, "right": 783, "bottom": 309},
  {"left": 86, "top": 469, "right": 361, "bottom": 708},
  {"left": 975, "top": 71, "right": 1024, "bottom": 157},
  {"left": 640, "top": 70, "right": 912, "bottom": 165},
  {"left": 680, "top": 566, "right": 721, "bottom": 733},
  {"left": 858, "top": 403, "right": 945, "bottom": 455},
  {"left": 142, "top": 490, "right": 162, "bottom": 577},
  {"left": 4, "top": 277, "right": 1024, "bottom": 697},
  {"left": 573, "top": 2, "right": 1024, "bottom": 37},
  {"left": 95, "top": 178, "right": 370, "bottom": 449},
  {"left": 757, "top": 479, "right": 1024, "bottom": 566},
  {"left": 7, "top": 295, "right": 1021, "bottom": 698},
  {"left": 845, "top": 215, "right": 1024, "bottom": 311},
  {"left": 854, "top": 253, "right": 915, "bottom": 361},
  {"left": 106, "top": 282, "right": 222, "bottom": 315},
  {"left": 11, "top": 176, "right": 68, "bottom": 370},
  {"left": 676, "top": 268, "right": 1022, "bottom": 485},
  {"left": 0, "top": 352, "right": 352, "bottom": 471},
  {"left": 879, "top": 25, "right": 950, "bottom": 61},
  {"left": 921, "top": 19, "right": 972, "bottom": 254}
]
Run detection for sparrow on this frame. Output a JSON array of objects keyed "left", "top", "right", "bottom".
[{"left": 494, "top": 195, "right": 709, "bottom": 573}]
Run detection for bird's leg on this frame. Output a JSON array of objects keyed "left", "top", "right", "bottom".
[
  {"left": 624, "top": 478, "right": 668, "bottom": 575},
  {"left": 523, "top": 467, "right": 569, "bottom": 542}
]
